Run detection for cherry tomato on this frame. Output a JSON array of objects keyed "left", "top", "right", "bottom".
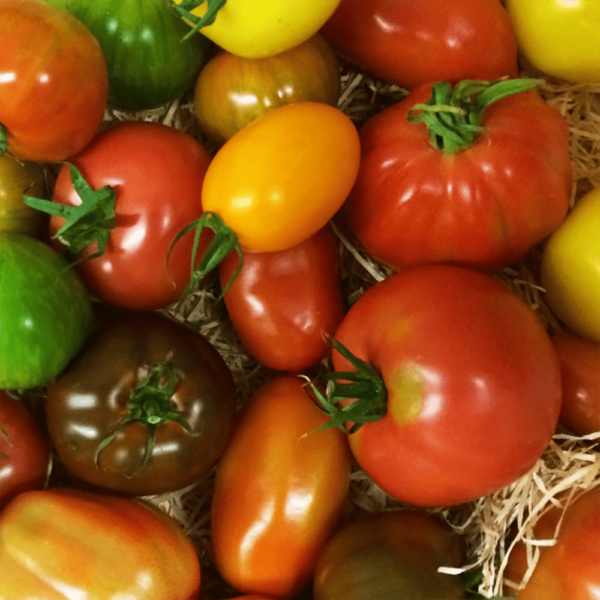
[
  {"left": 194, "top": 34, "right": 340, "bottom": 144},
  {"left": 0, "top": 391, "right": 50, "bottom": 510},
  {"left": 320, "top": 0, "right": 518, "bottom": 89},
  {"left": 326, "top": 265, "right": 561, "bottom": 507},
  {"left": 0, "top": 0, "right": 108, "bottom": 162},
  {"left": 212, "top": 376, "right": 351, "bottom": 598},
  {"left": 201, "top": 102, "right": 360, "bottom": 252},
  {"left": 219, "top": 226, "right": 344, "bottom": 373},
  {"left": 551, "top": 334, "right": 600, "bottom": 436},
  {"left": 0, "top": 488, "right": 201, "bottom": 599}
]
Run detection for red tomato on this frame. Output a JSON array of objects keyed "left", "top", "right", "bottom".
[
  {"left": 48, "top": 121, "right": 212, "bottom": 310},
  {"left": 219, "top": 226, "right": 344, "bottom": 372},
  {"left": 0, "top": 0, "right": 108, "bottom": 162},
  {"left": 0, "top": 488, "right": 201, "bottom": 599},
  {"left": 504, "top": 487, "right": 600, "bottom": 600},
  {"left": 551, "top": 334, "right": 600, "bottom": 436},
  {"left": 0, "top": 391, "right": 50, "bottom": 509},
  {"left": 328, "top": 265, "right": 561, "bottom": 507},
  {"left": 341, "top": 83, "right": 571, "bottom": 272},
  {"left": 320, "top": 0, "right": 518, "bottom": 89},
  {"left": 212, "top": 376, "right": 351, "bottom": 598}
]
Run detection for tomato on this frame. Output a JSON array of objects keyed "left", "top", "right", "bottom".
[
  {"left": 0, "top": 153, "right": 46, "bottom": 236},
  {"left": 321, "top": 265, "right": 561, "bottom": 507},
  {"left": 194, "top": 34, "right": 340, "bottom": 145},
  {"left": 212, "top": 376, "right": 351, "bottom": 598},
  {"left": 0, "top": 0, "right": 108, "bottom": 162},
  {"left": 504, "top": 487, "right": 600, "bottom": 600},
  {"left": 57, "top": 0, "right": 213, "bottom": 111},
  {"left": 0, "top": 487, "right": 201, "bottom": 599},
  {"left": 45, "top": 310, "right": 235, "bottom": 496},
  {"left": 341, "top": 80, "right": 572, "bottom": 273},
  {"left": 219, "top": 226, "right": 344, "bottom": 373},
  {"left": 0, "top": 233, "right": 93, "bottom": 389},
  {"left": 37, "top": 121, "right": 212, "bottom": 310},
  {"left": 201, "top": 102, "right": 360, "bottom": 253},
  {"left": 0, "top": 392, "right": 50, "bottom": 510},
  {"left": 172, "top": 0, "right": 341, "bottom": 59},
  {"left": 320, "top": 0, "right": 518, "bottom": 89},
  {"left": 313, "top": 509, "right": 464, "bottom": 600},
  {"left": 540, "top": 187, "right": 600, "bottom": 343},
  {"left": 506, "top": 0, "right": 600, "bottom": 84},
  {"left": 550, "top": 334, "right": 600, "bottom": 436}
]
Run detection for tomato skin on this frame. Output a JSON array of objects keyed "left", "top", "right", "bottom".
[
  {"left": 50, "top": 121, "right": 212, "bottom": 310},
  {"left": 194, "top": 34, "right": 340, "bottom": 145},
  {"left": 551, "top": 334, "right": 600, "bottom": 436},
  {"left": 0, "top": 392, "right": 50, "bottom": 510},
  {"left": 0, "top": 234, "right": 93, "bottom": 389},
  {"left": 313, "top": 509, "right": 464, "bottom": 600},
  {"left": 45, "top": 311, "right": 236, "bottom": 496},
  {"left": 0, "top": 153, "right": 46, "bottom": 236},
  {"left": 219, "top": 226, "right": 344, "bottom": 373},
  {"left": 342, "top": 86, "right": 571, "bottom": 273},
  {"left": 212, "top": 376, "right": 351, "bottom": 598},
  {"left": 320, "top": 0, "right": 518, "bottom": 89},
  {"left": 333, "top": 265, "right": 561, "bottom": 507},
  {"left": 0, "top": 488, "right": 201, "bottom": 599},
  {"left": 0, "top": 0, "right": 108, "bottom": 162},
  {"left": 504, "top": 487, "right": 600, "bottom": 600},
  {"left": 506, "top": 0, "right": 600, "bottom": 84},
  {"left": 202, "top": 102, "right": 360, "bottom": 253},
  {"left": 540, "top": 188, "right": 600, "bottom": 344}
]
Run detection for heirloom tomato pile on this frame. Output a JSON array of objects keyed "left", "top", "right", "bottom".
[{"left": 0, "top": 0, "right": 599, "bottom": 599}]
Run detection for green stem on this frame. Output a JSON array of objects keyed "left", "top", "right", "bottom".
[
  {"left": 0, "top": 123, "right": 8, "bottom": 155},
  {"left": 174, "top": 0, "right": 227, "bottom": 41},
  {"left": 407, "top": 78, "right": 544, "bottom": 155}
]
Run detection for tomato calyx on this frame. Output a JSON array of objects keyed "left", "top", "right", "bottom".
[
  {"left": 23, "top": 163, "right": 116, "bottom": 258},
  {"left": 309, "top": 338, "right": 387, "bottom": 434},
  {"left": 0, "top": 123, "right": 8, "bottom": 155},
  {"left": 407, "top": 78, "right": 543, "bottom": 155},
  {"left": 174, "top": 0, "right": 227, "bottom": 41},
  {"left": 94, "top": 358, "right": 192, "bottom": 477}
]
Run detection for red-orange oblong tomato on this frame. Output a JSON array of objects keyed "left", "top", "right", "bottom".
[
  {"left": 211, "top": 376, "right": 351, "bottom": 598},
  {"left": 219, "top": 226, "right": 344, "bottom": 372}
]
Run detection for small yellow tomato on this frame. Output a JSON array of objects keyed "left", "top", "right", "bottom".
[
  {"left": 540, "top": 188, "right": 600, "bottom": 342},
  {"left": 506, "top": 0, "right": 600, "bottom": 83}
]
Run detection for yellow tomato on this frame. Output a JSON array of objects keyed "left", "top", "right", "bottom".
[
  {"left": 540, "top": 188, "right": 600, "bottom": 343},
  {"left": 201, "top": 102, "right": 360, "bottom": 252},
  {"left": 506, "top": 0, "right": 600, "bottom": 83},
  {"left": 172, "top": 0, "right": 341, "bottom": 58}
]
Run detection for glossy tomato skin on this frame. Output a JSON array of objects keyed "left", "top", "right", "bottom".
[
  {"left": 194, "top": 34, "right": 340, "bottom": 144},
  {"left": 0, "top": 488, "right": 201, "bottom": 599},
  {"left": 0, "top": 153, "right": 46, "bottom": 236},
  {"left": 551, "top": 334, "right": 600, "bottom": 436},
  {"left": 342, "top": 86, "right": 571, "bottom": 273},
  {"left": 45, "top": 311, "right": 236, "bottom": 497},
  {"left": 219, "top": 226, "right": 344, "bottom": 373},
  {"left": 173, "top": 0, "right": 341, "bottom": 58},
  {"left": 202, "top": 102, "right": 360, "bottom": 252},
  {"left": 212, "top": 376, "right": 351, "bottom": 598},
  {"left": 0, "top": 234, "right": 93, "bottom": 389},
  {"left": 504, "top": 487, "right": 600, "bottom": 600},
  {"left": 50, "top": 121, "right": 212, "bottom": 310},
  {"left": 313, "top": 509, "right": 464, "bottom": 600},
  {"left": 540, "top": 188, "right": 600, "bottom": 343},
  {"left": 506, "top": 0, "right": 600, "bottom": 84},
  {"left": 320, "top": 0, "right": 518, "bottom": 89},
  {"left": 0, "top": 392, "right": 50, "bottom": 510},
  {"left": 333, "top": 265, "right": 561, "bottom": 507},
  {"left": 0, "top": 0, "right": 108, "bottom": 162},
  {"left": 60, "top": 0, "right": 213, "bottom": 110}
]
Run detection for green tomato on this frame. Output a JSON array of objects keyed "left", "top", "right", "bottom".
[
  {"left": 57, "top": 0, "right": 213, "bottom": 111},
  {"left": 541, "top": 188, "right": 600, "bottom": 343},
  {"left": 0, "top": 234, "right": 93, "bottom": 389}
]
